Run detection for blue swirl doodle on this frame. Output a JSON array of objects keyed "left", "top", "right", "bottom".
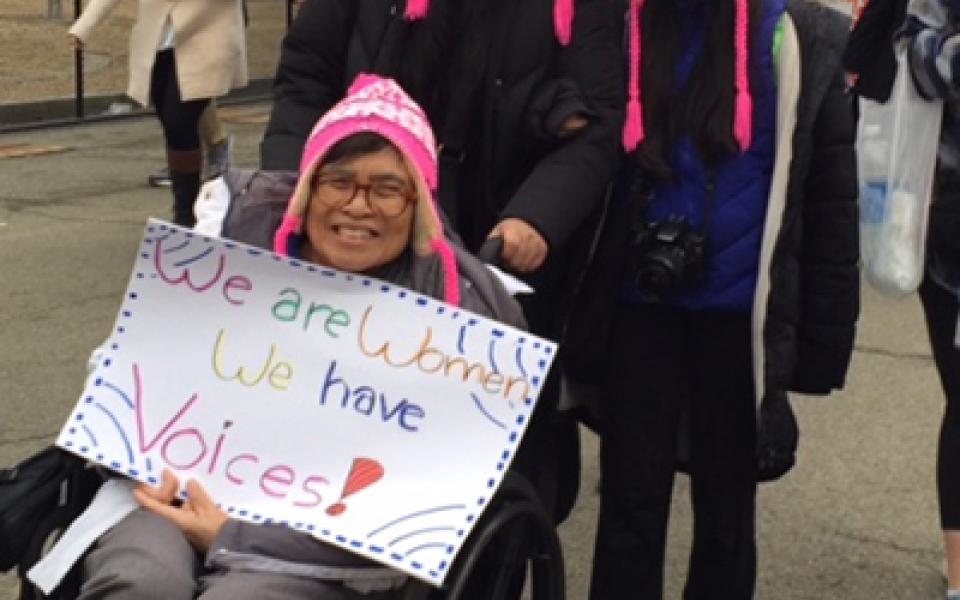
[
  {"left": 405, "top": 542, "right": 450, "bottom": 558},
  {"left": 81, "top": 424, "right": 99, "bottom": 448},
  {"left": 457, "top": 324, "right": 467, "bottom": 355},
  {"left": 95, "top": 402, "right": 134, "bottom": 464},
  {"left": 102, "top": 381, "right": 133, "bottom": 410},
  {"left": 367, "top": 504, "right": 467, "bottom": 539},
  {"left": 388, "top": 526, "right": 456, "bottom": 547},
  {"left": 487, "top": 339, "right": 499, "bottom": 374},
  {"left": 515, "top": 346, "right": 528, "bottom": 379},
  {"left": 173, "top": 246, "right": 214, "bottom": 267},
  {"left": 472, "top": 393, "right": 506, "bottom": 430},
  {"left": 162, "top": 237, "right": 190, "bottom": 254}
]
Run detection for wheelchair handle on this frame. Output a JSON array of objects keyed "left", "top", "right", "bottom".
[{"left": 477, "top": 237, "right": 504, "bottom": 266}]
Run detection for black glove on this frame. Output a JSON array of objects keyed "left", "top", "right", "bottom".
[{"left": 756, "top": 390, "right": 799, "bottom": 483}]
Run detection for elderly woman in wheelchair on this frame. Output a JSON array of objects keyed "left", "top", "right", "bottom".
[{"left": 26, "top": 76, "right": 564, "bottom": 600}]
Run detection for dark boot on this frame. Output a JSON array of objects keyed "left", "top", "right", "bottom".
[{"left": 166, "top": 148, "right": 202, "bottom": 228}]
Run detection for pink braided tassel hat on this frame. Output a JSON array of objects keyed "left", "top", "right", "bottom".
[{"left": 274, "top": 74, "right": 461, "bottom": 306}]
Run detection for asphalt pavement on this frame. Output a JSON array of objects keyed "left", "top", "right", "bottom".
[{"left": 0, "top": 106, "right": 950, "bottom": 599}]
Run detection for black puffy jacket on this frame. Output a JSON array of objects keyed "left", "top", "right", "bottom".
[
  {"left": 764, "top": 0, "right": 859, "bottom": 399},
  {"left": 261, "top": 0, "right": 624, "bottom": 272}
]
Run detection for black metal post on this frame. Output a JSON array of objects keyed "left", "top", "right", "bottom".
[
  {"left": 73, "top": 0, "right": 84, "bottom": 120},
  {"left": 48, "top": 0, "right": 63, "bottom": 19}
]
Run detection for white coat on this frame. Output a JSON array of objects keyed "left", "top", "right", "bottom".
[{"left": 69, "top": 0, "right": 248, "bottom": 106}]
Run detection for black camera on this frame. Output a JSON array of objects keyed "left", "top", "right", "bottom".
[{"left": 629, "top": 215, "right": 707, "bottom": 302}]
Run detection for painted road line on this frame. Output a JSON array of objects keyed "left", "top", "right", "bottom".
[{"left": 0, "top": 144, "right": 71, "bottom": 159}]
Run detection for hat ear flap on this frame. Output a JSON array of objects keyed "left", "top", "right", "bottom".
[
  {"left": 274, "top": 151, "right": 325, "bottom": 255},
  {"left": 399, "top": 155, "right": 460, "bottom": 306},
  {"left": 409, "top": 170, "right": 441, "bottom": 256}
]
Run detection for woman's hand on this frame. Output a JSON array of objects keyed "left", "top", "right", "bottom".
[
  {"left": 488, "top": 218, "right": 549, "bottom": 274},
  {"left": 133, "top": 469, "right": 228, "bottom": 553},
  {"left": 68, "top": 34, "right": 84, "bottom": 50}
]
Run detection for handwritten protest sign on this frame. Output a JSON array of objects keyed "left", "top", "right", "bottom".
[{"left": 55, "top": 219, "right": 556, "bottom": 585}]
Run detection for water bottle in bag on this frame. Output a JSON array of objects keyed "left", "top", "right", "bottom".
[{"left": 858, "top": 124, "right": 889, "bottom": 262}]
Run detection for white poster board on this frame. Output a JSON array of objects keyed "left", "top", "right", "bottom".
[{"left": 55, "top": 220, "right": 556, "bottom": 585}]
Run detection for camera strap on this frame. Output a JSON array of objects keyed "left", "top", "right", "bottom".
[{"left": 699, "top": 167, "right": 717, "bottom": 241}]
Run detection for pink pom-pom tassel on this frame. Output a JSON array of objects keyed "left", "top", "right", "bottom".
[
  {"left": 734, "top": 90, "right": 753, "bottom": 152},
  {"left": 430, "top": 238, "right": 461, "bottom": 307},
  {"left": 623, "top": 98, "right": 644, "bottom": 152},
  {"left": 554, "top": 0, "right": 575, "bottom": 46},
  {"left": 404, "top": 0, "right": 430, "bottom": 21}
]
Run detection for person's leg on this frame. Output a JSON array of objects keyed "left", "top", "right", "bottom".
[
  {"left": 919, "top": 277, "right": 960, "bottom": 592},
  {"left": 199, "top": 100, "right": 233, "bottom": 180},
  {"left": 199, "top": 571, "right": 395, "bottom": 600},
  {"left": 151, "top": 49, "right": 208, "bottom": 227},
  {"left": 148, "top": 100, "right": 228, "bottom": 187},
  {"left": 199, "top": 100, "right": 226, "bottom": 148},
  {"left": 683, "top": 310, "right": 757, "bottom": 600},
  {"left": 589, "top": 303, "right": 686, "bottom": 600},
  {"left": 78, "top": 508, "right": 199, "bottom": 600}
]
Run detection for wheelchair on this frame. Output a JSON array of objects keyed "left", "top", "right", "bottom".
[
  {"left": 13, "top": 468, "right": 564, "bottom": 600},
  {"left": 10, "top": 169, "right": 567, "bottom": 600}
]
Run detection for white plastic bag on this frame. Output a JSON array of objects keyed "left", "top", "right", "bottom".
[{"left": 857, "top": 50, "right": 943, "bottom": 296}]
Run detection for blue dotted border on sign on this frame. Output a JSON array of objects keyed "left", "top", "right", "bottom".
[{"left": 63, "top": 221, "right": 557, "bottom": 583}]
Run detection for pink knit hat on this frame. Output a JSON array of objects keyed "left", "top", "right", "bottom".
[
  {"left": 273, "top": 74, "right": 460, "bottom": 306},
  {"left": 622, "top": 0, "right": 753, "bottom": 153},
  {"left": 404, "top": 0, "right": 576, "bottom": 46}
]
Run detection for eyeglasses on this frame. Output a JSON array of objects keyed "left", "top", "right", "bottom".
[{"left": 312, "top": 174, "right": 415, "bottom": 218}]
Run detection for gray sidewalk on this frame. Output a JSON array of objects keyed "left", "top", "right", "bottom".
[{"left": 0, "top": 108, "right": 950, "bottom": 600}]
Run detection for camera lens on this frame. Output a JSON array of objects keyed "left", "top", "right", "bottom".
[
  {"left": 635, "top": 251, "right": 683, "bottom": 298},
  {"left": 636, "top": 267, "right": 669, "bottom": 292}
]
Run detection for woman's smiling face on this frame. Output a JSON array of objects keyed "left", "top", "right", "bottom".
[{"left": 301, "top": 144, "right": 415, "bottom": 273}]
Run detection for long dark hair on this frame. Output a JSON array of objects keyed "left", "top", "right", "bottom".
[
  {"left": 322, "top": 132, "right": 394, "bottom": 166},
  {"left": 637, "top": 0, "right": 761, "bottom": 181}
]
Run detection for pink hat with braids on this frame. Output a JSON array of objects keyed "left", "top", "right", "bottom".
[
  {"left": 404, "top": 0, "right": 577, "bottom": 46},
  {"left": 622, "top": 0, "right": 753, "bottom": 153},
  {"left": 273, "top": 74, "right": 461, "bottom": 306}
]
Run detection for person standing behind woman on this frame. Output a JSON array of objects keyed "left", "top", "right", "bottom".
[
  {"left": 898, "top": 5, "right": 960, "bottom": 598},
  {"left": 260, "top": 0, "right": 625, "bottom": 526},
  {"left": 68, "top": 0, "right": 248, "bottom": 227},
  {"left": 584, "top": 0, "right": 860, "bottom": 597}
]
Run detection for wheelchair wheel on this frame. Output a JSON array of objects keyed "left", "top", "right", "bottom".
[
  {"left": 17, "top": 514, "right": 69, "bottom": 600},
  {"left": 440, "top": 472, "right": 564, "bottom": 600},
  {"left": 16, "top": 467, "right": 102, "bottom": 600}
]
